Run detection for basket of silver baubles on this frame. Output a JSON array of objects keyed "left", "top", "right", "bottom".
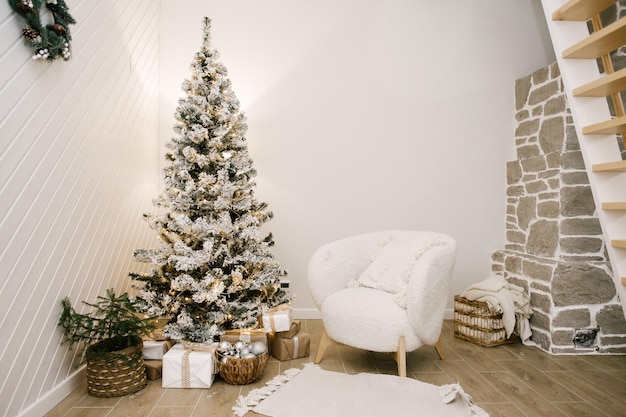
[{"left": 216, "top": 340, "right": 268, "bottom": 385}]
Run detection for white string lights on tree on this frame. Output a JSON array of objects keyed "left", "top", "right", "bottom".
[{"left": 9, "top": 0, "right": 76, "bottom": 61}]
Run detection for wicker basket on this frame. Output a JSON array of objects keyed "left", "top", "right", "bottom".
[
  {"left": 217, "top": 351, "right": 268, "bottom": 385},
  {"left": 453, "top": 295, "right": 519, "bottom": 347},
  {"left": 85, "top": 340, "right": 147, "bottom": 397}
]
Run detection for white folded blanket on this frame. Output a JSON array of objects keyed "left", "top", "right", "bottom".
[{"left": 461, "top": 276, "right": 533, "bottom": 345}]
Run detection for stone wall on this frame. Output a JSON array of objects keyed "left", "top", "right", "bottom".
[{"left": 491, "top": 62, "right": 626, "bottom": 354}]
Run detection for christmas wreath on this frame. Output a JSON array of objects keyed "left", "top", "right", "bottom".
[{"left": 9, "top": 0, "right": 76, "bottom": 61}]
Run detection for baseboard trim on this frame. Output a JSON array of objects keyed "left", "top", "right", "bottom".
[
  {"left": 292, "top": 308, "right": 322, "bottom": 320},
  {"left": 18, "top": 366, "right": 85, "bottom": 417}
]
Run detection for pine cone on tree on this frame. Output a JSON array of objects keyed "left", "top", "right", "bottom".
[{"left": 22, "top": 27, "right": 40, "bottom": 42}]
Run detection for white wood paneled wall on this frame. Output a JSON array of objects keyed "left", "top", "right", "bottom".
[{"left": 0, "top": 1, "right": 160, "bottom": 416}]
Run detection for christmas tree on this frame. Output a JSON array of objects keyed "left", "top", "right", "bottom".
[{"left": 131, "top": 18, "right": 290, "bottom": 343}]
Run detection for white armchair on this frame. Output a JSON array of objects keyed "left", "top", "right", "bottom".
[{"left": 307, "top": 230, "right": 456, "bottom": 377}]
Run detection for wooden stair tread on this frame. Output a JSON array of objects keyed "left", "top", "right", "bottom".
[
  {"left": 592, "top": 160, "right": 626, "bottom": 172},
  {"left": 552, "top": 0, "right": 617, "bottom": 21},
  {"left": 622, "top": 277, "right": 626, "bottom": 286},
  {"left": 583, "top": 116, "right": 626, "bottom": 135},
  {"left": 602, "top": 202, "right": 626, "bottom": 210},
  {"left": 574, "top": 67, "right": 626, "bottom": 97},
  {"left": 612, "top": 239, "right": 626, "bottom": 249},
  {"left": 563, "top": 17, "right": 626, "bottom": 59}
]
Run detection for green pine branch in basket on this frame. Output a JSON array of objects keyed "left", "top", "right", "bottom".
[{"left": 58, "top": 288, "right": 156, "bottom": 362}]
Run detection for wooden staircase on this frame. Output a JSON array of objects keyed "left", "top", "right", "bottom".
[{"left": 541, "top": 0, "right": 626, "bottom": 319}]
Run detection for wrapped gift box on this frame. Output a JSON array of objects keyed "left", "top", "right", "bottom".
[
  {"left": 269, "top": 331, "right": 310, "bottom": 361},
  {"left": 276, "top": 320, "right": 301, "bottom": 339},
  {"left": 162, "top": 343, "right": 216, "bottom": 388},
  {"left": 262, "top": 305, "right": 293, "bottom": 333},
  {"left": 145, "top": 360, "right": 163, "bottom": 380},
  {"left": 220, "top": 329, "right": 267, "bottom": 345},
  {"left": 143, "top": 339, "right": 172, "bottom": 360}
]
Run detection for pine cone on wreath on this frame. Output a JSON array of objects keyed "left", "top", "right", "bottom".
[
  {"left": 52, "top": 23, "right": 66, "bottom": 36},
  {"left": 15, "top": 2, "right": 35, "bottom": 15},
  {"left": 22, "top": 27, "right": 40, "bottom": 42}
]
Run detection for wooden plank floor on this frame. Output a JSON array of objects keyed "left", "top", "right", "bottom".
[{"left": 45, "top": 319, "right": 626, "bottom": 417}]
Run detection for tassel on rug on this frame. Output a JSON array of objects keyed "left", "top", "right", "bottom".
[
  {"left": 232, "top": 366, "right": 303, "bottom": 417},
  {"left": 440, "top": 383, "right": 489, "bottom": 417}
]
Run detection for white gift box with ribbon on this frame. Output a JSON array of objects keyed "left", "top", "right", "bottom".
[
  {"left": 143, "top": 340, "right": 172, "bottom": 360},
  {"left": 162, "top": 342, "right": 217, "bottom": 388},
  {"left": 262, "top": 305, "right": 293, "bottom": 333}
]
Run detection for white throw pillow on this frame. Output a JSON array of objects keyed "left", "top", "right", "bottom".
[{"left": 352, "top": 234, "right": 446, "bottom": 308}]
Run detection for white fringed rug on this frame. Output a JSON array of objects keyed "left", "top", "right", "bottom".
[{"left": 233, "top": 364, "right": 488, "bottom": 417}]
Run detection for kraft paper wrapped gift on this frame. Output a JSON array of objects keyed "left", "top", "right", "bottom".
[
  {"left": 145, "top": 360, "right": 163, "bottom": 380},
  {"left": 262, "top": 305, "right": 293, "bottom": 333},
  {"left": 143, "top": 339, "right": 172, "bottom": 360},
  {"left": 276, "top": 320, "right": 301, "bottom": 339},
  {"left": 162, "top": 342, "right": 216, "bottom": 388},
  {"left": 220, "top": 329, "right": 267, "bottom": 345},
  {"left": 269, "top": 331, "right": 310, "bottom": 361}
]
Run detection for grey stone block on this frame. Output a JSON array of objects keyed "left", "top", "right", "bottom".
[
  {"left": 596, "top": 304, "right": 626, "bottom": 334},
  {"left": 560, "top": 151, "right": 585, "bottom": 170},
  {"left": 530, "top": 310, "right": 551, "bottom": 330},
  {"left": 533, "top": 67, "right": 549, "bottom": 84},
  {"left": 505, "top": 256, "right": 522, "bottom": 274},
  {"left": 525, "top": 180, "right": 548, "bottom": 194},
  {"left": 515, "top": 76, "right": 532, "bottom": 110},
  {"left": 560, "top": 237, "right": 603, "bottom": 254},
  {"left": 539, "top": 117, "right": 565, "bottom": 154},
  {"left": 561, "top": 172, "right": 589, "bottom": 185},
  {"left": 537, "top": 201, "right": 559, "bottom": 218},
  {"left": 531, "top": 330, "right": 551, "bottom": 351},
  {"left": 517, "top": 145, "right": 541, "bottom": 159},
  {"left": 516, "top": 119, "right": 540, "bottom": 137},
  {"left": 560, "top": 218, "right": 600, "bottom": 237},
  {"left": 521, "top": 155, "right": 547, "bottom": 172},
  {"left": 531, "top": 292, "right": 551, "bottom": 313},
  {"left": 552, "top": 329, "right": 574, "bottom": 346},
  {"left": 552, "top": 264, "right": 615, "bottom": 306},
  {"left": 545, "top": 96, "right": 566, "bottom": 115},
  {"left": 527, "top": 220, "right": 558, "bottom": 257},
  {"left": 553, "top": 308, "right": 590, "bottom": 328},
  {"left": 506, "top": 161, "right": 522, "bottom": 184},
  {"left": 517, "top": 196, "right": 536, "bottom": 230},
  {"left": 522, "top": 259, "right": 553, "bottom": 281},
  {"left": 560, "top": 186, "right": 595, "bottom": 216},
  {"left": 507, "top": 185, "right": 525, "bottom": 197},
  {"left": 529, "top": 80, "right": 559, "bottom": 105}
]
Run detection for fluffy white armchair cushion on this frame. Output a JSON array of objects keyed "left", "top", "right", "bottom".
[
  {"left": 308, "top": 231, "right": 456, "bottom": 353},
  {"left": 322, "top": 287, "right": 421, "bottom": 352}
]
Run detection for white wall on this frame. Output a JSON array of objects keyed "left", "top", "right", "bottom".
[
  {"left": 0, "top": 1, "right": 160, "bottom": 416},
  {"left": 161, "top": 0, "right": 555, "bottom": 317}
]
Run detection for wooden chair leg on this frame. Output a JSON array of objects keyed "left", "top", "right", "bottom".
[
  {"left": 314, "top": 328, "right": 333, "bottom": 364},
  {"left": 434, "top": 336, "right": 445, "bottom": 360},
  {"left": 396, "top": 336, "right": 407, "bottom": 377}
]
